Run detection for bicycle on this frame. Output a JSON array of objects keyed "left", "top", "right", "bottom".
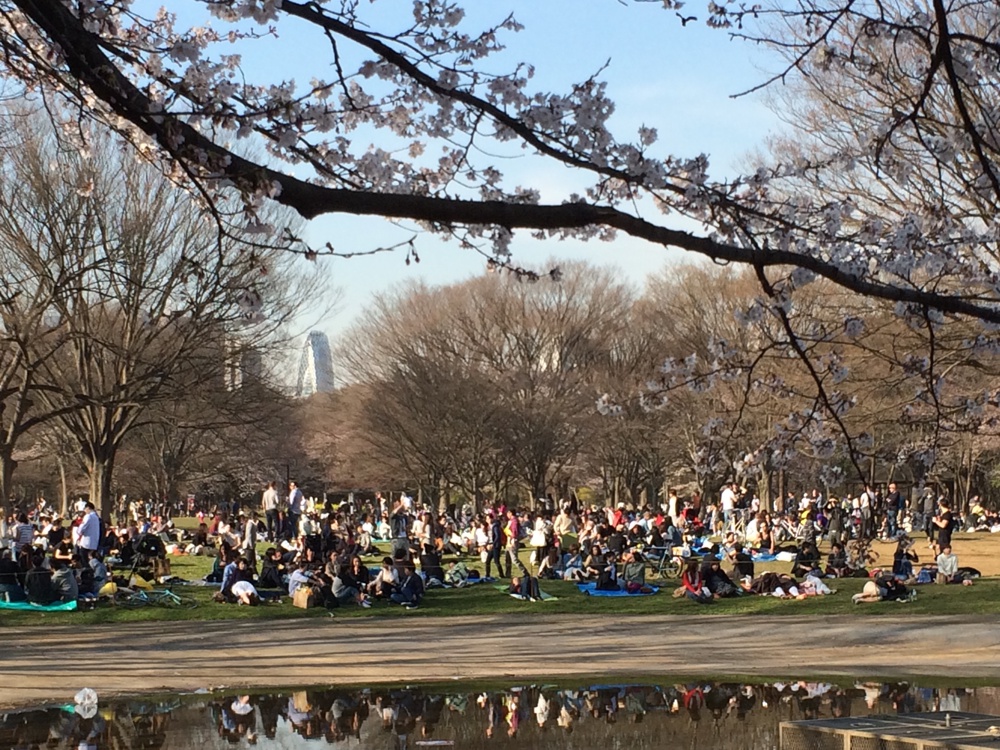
[
  {"left": 644, "top": 546, "right": 688, "bottom": 579},
  {"left": 114, "top": 586, "right": 198, "bottom": 609}
]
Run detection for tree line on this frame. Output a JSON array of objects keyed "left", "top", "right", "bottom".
[
  {"left": 289, "top": 261, "right": 1000, "bottom": 513},
  {"left": 0, "top": 110, "right": 324, "bottom": 518}
]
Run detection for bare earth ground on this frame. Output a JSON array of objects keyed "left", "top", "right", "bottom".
[{"left": 3, "top": 613, "right": 1000, "bottom": 709}]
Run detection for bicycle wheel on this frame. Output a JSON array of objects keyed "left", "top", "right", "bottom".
[
  {"left": 116, "top": 592, "right": 149, "bottom": 608},
  {"left": 664, "top": 558, "right": 684, "bottom": 579},
  {"left": 157, "top": 592, "right": 198, "bottom": 609}
]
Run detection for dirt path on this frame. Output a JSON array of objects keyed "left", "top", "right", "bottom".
[{"left": 1, "top": 613, "right": 996, "bottom": 709}]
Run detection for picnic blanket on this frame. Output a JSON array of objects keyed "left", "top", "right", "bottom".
[
  {"left": 577, "top": 582, "right": 659, "bottom": 597},
  {"left": 493, "top": 584, "right": 557, "bottom": 601},
  {"left": 0, "top": 599, "right": 77, "bottom": 611},
  {"left": 751, "top": 552, "right": 778, "bottom": 562}
]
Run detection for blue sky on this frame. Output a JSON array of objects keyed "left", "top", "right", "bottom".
[{"left": 185, "top": 2, "right": 785, "bottom": 346}]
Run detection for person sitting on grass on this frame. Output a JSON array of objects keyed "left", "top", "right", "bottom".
[
  {"left": 368, "top": 557, "right": 399, "bottom": 600},
  {"left": 444, "top": 559, "right": 470, "bottom": 587},
  {"left": 25, "top": 554, "right": 55, "bottom": 606},
  {"left": 537, "top": 547, "right": 564, "bottom": 580},
  {"left": 0, "top": 549, "right": 25, "bottom": 602},
  {"left": 621, "top": 550, "right": 649, "bottom": 594},
  {"left": 700, "top": 559, "right": 741, "bottom": 598},
  {"left": 219, "top": 551, "right": 240, "bottom": 599},
  {"left": 681, "top": 559, "right": 713, "bottom": 604},
  {"left": 935, "top": 545, "right": 973, "bottom": 586},
  {"left": 347, "top": 555, "right": 371, "bottom": 591},
  {"left": 561, "top": 544, "right": 585, "bottom": 581},
  {"left": 50, "top": 556, "right": 79, "bottom": 603},
  {"left": 509, "top": 573, "right": 542, "bottom": 600},
  {"left": 390, "top": 563, "right": 424, "bottom": 609},
  {"left": 826, "top": 542, "right": 849, "bottom": 578},
  {"left": 582, "top": 544, "right": 605, "bottom": 581},
  {"left": 726, "top": 542, "right": 755, "bottom": 582},
  {"left": 257, "top": 548, "right": 287, "bottom": 589},
  {"left": 332, "top": 564, "right": 372, "bottom": 608},
  {"left": 419, "top": 543, "right": 446, "bottom": 586},
  {"left": 287, "top": 558, "right": 316, "bottom": 597},
  {"left": 892, "top": 537, "right": 919, "bottom": 580},
  {"left": 88, "top": 550, "right": 109, "bottom": 595},
  {"left": 595, "top": 552, "right": 620, "bottom": 591},
  {"left": 790, "top": 541, "right": 821, "bottom": 578}
]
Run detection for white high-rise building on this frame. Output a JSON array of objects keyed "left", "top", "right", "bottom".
[{"left": 296, "top": 330, "right": 334, "bottom": 397}]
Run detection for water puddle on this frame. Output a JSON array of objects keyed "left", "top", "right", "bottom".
[{"left": 4, "top": 679, "right": 997, "bottom": 749}]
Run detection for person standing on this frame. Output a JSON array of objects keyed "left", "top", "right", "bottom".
[
  {"left": 241, "top": 511, "right": 259, "bottom": 570},
  {"left": 719, "top": 483, "right": 737, "bottom": 533},
  {"left": 485, "top": 511, "right": 505, "bottom": 579},
  {"left": 286, "top": 481, "right": 304, "bottom": 541},
  {"left": 76, "top": 502, "right": 101, "bottom": 557},
  {"left": 884, "top": 482, "right": 902, "bottom": 539},
  {"left": 932, "top": 500, "right": 955, "bottom": 555},
  {"left": 262, "top": 482, "right": 279, "bottom": 542},
  {"left": 859, "top": 485, "right": 874, "bottom": 539},
  {"left": 922, "top": 489, "right": 937, "bottom": 548},
  {"left": 504, "top": 508, "right": 523, "bottom": 579},
  {"left": 389, "top": 495, "right": 411, "bottom": 558}
]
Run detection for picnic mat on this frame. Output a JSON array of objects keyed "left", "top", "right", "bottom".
[
  {"left": 577, "top": 582, "right": 659, "bottom": 597},
  {"left": 0, "top": 599, "right": 77, "bottom": 611},
  {"left": 493, "top": 584, "right": 557, "bottom": 601}
]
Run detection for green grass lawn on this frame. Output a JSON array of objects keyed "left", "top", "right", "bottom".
[{"left": 2, "top": 538, "right": 999, "bottom": 626}]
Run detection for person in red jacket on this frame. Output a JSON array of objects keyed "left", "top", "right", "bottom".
[{"left": 681, "top": 559, "right": 713, "bottom": 603}]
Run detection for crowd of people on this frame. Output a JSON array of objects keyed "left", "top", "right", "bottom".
[{"left": 0, "top": 478, "right": 985, "bottom": 609}]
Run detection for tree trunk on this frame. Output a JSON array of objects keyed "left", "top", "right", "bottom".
[
  {"left": 56, "top": 454, "right": 68, "bottom": 516},
  {"left": 88, "top": 452, "right": 116, "bottom": 523},
  {"left": 759, "top": 471, "right": 771, "bottom": 513},
  {"left": 0, "top": 451, "right": 16, "bottom": 517}
]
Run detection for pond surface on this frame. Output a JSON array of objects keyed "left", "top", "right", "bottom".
[{"left": 5, "top": 679, "right": 999, "bottom": 749}]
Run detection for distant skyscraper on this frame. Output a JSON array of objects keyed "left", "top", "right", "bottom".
[{"left": 296, "top": 331, "right": 334, "bottom": 397}]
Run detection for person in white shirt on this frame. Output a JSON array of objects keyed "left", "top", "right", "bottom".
[
  {"left": 230, "top": 579, "right": 260, "bottom": 605},
  {"left": 368, "top": 556, "right": 399, "bottom": 599},
  {"left": 859, "top": 485, "right": 874, "bottom": 538},
  {"left": 720, "top": 483, "right": 737, "bottom": 531}
]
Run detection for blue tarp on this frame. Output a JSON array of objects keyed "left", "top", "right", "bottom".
[
  {"left": 0, "top": 599, "right": 77, "bottom": 611},
  {"left": 577, "top": 582, "right": 659, "bottom": 597}
]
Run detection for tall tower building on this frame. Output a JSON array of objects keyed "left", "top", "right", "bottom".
[{"left": 296, "top": 330, "right": 334, "bottom": 397}]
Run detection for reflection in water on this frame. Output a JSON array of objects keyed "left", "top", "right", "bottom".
[{"left": 2, "top": 681, "right": 996, "bottom": 749}]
